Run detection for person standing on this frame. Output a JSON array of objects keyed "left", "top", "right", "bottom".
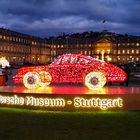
[
  {"left": 0, "top": 65, "right": 6, "bottom": 86},
  {"left": 0, "top": 65, "right": 3, "bottom": 75},
  {"left": 121, "top": 64, "right": 131, "bottom": 86}
]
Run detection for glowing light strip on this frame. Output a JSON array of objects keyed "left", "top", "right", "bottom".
[
  {"left": 0, "top": 95, "right": 123, "bottom": 110},
  {"left": 74, "top": 97, "right": 123, "bottom": 110}
]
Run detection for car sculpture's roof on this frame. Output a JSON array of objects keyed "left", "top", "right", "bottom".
[{"left": 51, "top": 54, "right": 104, "bottom": 65}]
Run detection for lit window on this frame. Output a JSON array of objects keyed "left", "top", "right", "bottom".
[
  {"left": 107, "top": 49, "right": 110, "bottom": 54},
  {"left": 96, "top": 50, "right": 100, "bottom": 54},
  {"left": 114, "top": 50, "right": 116, "bottom": 54},
  {"left": 118, "top": 50, "right": 120, "bottom": 54},
  {"left": 0, "top": 35, "right": 2, "bottom": 39},
  {"left": 127, "top": 50, "right": 130, "bottom": 54},
  {"left": 136, "top": 50, "right": 139, "bottom": 54},
  {"left": 122, "top": 50, "right": 125, "bottom": 54},
  {"left": 7, "top": 36, "right": 9, "bottom": 40},
  {"left": 127, "top": 43, "right": 130, "bottom": 46},
  {"left": 132, "top": 50, "right": 134, "bottom": 54},
  {"left": 54, "top": 50, "right": 56, "bottom": 55},
  {"left": 113, "top": 44, "right": 116, "bottom": 47},
  {"left": 131, "top": 43, "right": 134, "bottom": 45},
  {"left": 51, "top": 51, "right": 53, "bottom": 55},
  {"left": 136, "top": 43, "right": 139, "bottom": 46},
  {"left": 3, "top": 36, "right": 6, "bottom": 39},
  {"left": 85, "top": 51, "right": 87, "bottom": 55},
  {"left": 136, "top": 57, "right": 139, "bottom": 61},
  {"left": 96, "top": 55, "right": 99, "bottom": 59}
]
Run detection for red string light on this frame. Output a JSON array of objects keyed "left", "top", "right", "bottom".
[{"left": 13, "top": 54, "right": 127, "bottom": 89}]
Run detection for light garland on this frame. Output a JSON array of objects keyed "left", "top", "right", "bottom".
[{"left": 13, "top": 54, "right": 127, "bottom": 90}]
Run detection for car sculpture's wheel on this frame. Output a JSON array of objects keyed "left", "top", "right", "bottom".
[
  {"left": 23, "top": 72, "right": 40, "bottom": 89},
  {"left": 85, "top": 72, "right": 106, "bottom": 90},
  {"left": 38, "top": 71, "right": 52, "bottom": 87}
]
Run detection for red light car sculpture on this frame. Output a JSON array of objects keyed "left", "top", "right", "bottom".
[{"left": 13, "top": 54, "right": 126, "bottom": 90}]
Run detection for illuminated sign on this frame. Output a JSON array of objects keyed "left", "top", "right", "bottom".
[
  {"left": 74, "top": 97, "right": 123, "bottom": 110},
  {"left": 0, "top": 94, "right": 123, "bottom": 110}
]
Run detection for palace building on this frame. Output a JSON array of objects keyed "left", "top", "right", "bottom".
[
  {"left": 0, "top": 28, "right": 140, "bottom": 65},
  {"left": 0, "top": 28, "right": 50, "bottom": 65},
  {"left": 49, "top": 32, "right": 140, "bottom": 63}
]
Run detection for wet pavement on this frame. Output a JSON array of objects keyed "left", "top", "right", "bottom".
[{"left": 0, "top": 84, "right": 139, "bottom": 94}]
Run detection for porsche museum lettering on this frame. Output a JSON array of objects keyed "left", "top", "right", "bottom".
[
  {"left": 0, "top": 95, "right": 65, "bottom": 107},
  {"left": 0, "top": 95, "right": 123, "bottom": 110},
  {"left": 0, "top": 95, "right": 24, "bottom": 105},
  {"left": 25, "top": 96, "right": 65, "bottom": 107}
]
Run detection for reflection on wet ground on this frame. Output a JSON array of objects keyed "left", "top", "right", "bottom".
[{"left": 0, "top": 84, "right": 140, "bottom": 94}]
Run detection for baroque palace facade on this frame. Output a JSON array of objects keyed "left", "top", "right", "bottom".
[
  {"left": 49, "top": 32, "right": 140, "bottom": 63},
  {"left": 0, "top": 28, "right": 50, "bottom": 65},
  {"left": 0, "top": 28, "right": 140, "bottom": 65}
]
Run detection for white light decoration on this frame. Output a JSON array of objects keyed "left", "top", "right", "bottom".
[
  {"left": 0, "top": 57, "right": 10, "bottom": 68},
  {"left": 85, "top": 72, "right": 107, "bottom": 90},
  {"left": 39, "top": 71, "right": 52, "bottom": 87},
  {"left": 23, "top": 72, "right": 40, "bottom": 89}
]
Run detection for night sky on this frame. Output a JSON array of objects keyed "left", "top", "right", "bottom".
[{"left": 0, "top": 0, "right": 140, "bottom": 37}]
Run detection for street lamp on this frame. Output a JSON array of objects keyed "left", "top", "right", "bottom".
[{"left": 101, "top": 50, "right": 105, "bottom": 61}]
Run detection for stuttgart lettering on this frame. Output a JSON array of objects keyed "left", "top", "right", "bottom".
[{"left": 74, "top": 97, "right": 123, "bottom": 110}]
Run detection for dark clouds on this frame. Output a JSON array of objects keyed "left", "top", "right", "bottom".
[{"left": 0, "top": 0, "right": 140, "bottom": 37}]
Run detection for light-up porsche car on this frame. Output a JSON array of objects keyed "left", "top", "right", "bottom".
[{"left": 13, "top": 54, "right": 126, "bottom": 90}]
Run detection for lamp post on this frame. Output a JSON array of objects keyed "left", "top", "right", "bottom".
[
  {"left": 101, "top": 50, "right": 105, "bottom": 61},
  {"left": 66, "top": 36, "right": 69, "bottom": 53},
  {"left": 76, "top": 38, "right": 79, "bottom": 54}
]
